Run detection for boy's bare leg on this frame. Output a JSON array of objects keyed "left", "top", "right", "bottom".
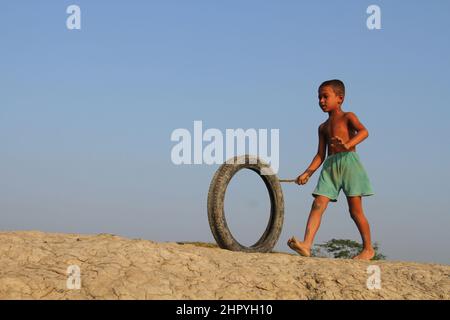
[
  {"left": 288, "top": 195, "right": 330, "bottom": 257},
  {"left": 347, "top": 196, "right": 375, "bottom": 260}
]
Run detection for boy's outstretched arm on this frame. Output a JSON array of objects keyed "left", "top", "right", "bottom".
[
  {"left": 296, "top": 124, "right": 326, "bottom": 185},
  {"left": 343, "top": 112, "right": 369, "bottom": 149}
]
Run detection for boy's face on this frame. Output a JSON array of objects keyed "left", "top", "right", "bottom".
[{"left": 318, "top": 86, "right": 344, "bottom": 113}]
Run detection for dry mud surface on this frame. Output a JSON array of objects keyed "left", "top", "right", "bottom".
[{"left": 0, "top": 231, "right": 448, "bottom": 300}]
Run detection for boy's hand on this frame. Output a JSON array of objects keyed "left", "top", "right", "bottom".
[
  {"left": 296, "top": 172, "right": 310, "bottom": 185},
  {"left": 330, "top": 136, "right": 350, "bottom": 151}
]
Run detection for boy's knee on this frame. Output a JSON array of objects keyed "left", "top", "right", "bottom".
[
  {"left": 349, "top": 209, "right": 363, "bottom": 219},
  {"left": 312, "top": 197, "right": 328, "bottom": 211}
]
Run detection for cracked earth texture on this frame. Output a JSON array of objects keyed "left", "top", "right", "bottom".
[{"left": 0, "top": 231, "right": 448, "bottom": 300}]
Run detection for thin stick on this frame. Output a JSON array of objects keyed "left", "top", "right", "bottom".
[{"left": 279, "top": 179, "right": 297, "bottom": 183}]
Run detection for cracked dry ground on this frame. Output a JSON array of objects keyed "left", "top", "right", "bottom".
[{"left": 0, "top": 231, "right": 449, "bottom": 300}]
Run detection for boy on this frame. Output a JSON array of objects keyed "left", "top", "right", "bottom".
[{"left": 287, "top": 79, "right": 375, "bottom": 260}]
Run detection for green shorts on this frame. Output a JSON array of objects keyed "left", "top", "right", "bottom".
[{"left": 312, "top": 151, "right": 374, "bottom": 202}]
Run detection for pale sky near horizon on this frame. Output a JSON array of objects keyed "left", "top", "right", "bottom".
[{"left": 1, "top": 1, "right": 450, "bottom": 264}]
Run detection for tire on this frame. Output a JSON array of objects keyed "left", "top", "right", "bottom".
[{"left": 207, "top": 155, "right": 284, "bottom": 253}]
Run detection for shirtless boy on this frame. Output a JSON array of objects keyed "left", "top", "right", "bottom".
[{"left": 288, "top": 79, "right": 375, "bottom": 260}]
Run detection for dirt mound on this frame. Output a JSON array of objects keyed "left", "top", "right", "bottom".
[{"left": 0, "top": 231, "right": 448, "bottom": 299}]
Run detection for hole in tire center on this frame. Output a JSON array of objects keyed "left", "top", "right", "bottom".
[{"left": 224, "top": 169, "right": 272, "bottom": 247}]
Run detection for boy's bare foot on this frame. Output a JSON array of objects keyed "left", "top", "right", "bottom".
[
  {"left": 352, "top": 248, "right": 375, "bottom": 260},
  {"left": 287, "top": 236, "right": 311, "bottom": 257}
]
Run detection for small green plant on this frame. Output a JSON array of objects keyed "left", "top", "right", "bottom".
[{"left": 311, "top": 239, "right": 386, "bottom": 260}]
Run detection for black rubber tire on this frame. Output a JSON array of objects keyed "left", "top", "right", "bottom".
[{"left": 207, "top": 155, "right": 284, "bottom": 253}]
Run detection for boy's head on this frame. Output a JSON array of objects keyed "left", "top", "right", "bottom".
[{"left": 318, "top": 79, "right": 345, "bottom": 112}]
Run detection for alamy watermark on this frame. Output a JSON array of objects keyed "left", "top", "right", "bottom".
[
  {"left": 65, "top": 5, "right": 379, "bottom": 31},
  {"left": 367, "top": 5, "right": 381, "bottom": 30},
  {"left": 170, "top": 121, "right": 280, "bottom": 175},
  {"left": 66, "top": 5, "right": 81, "bottom": 30},
  {"left": 366, "top": 265, "right": 381, "bottom": 290},
  {"left": 67, "top": 264, "right": 81, "bottom": 290}
]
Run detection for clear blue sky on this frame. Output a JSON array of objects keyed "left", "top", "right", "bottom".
[{"left": 1, "top": 1, "right": 449, "bottom": 264}]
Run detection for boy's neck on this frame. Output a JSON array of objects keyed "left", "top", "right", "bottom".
[{"left": 327, "top": 106, "right": 344, "bottom": 118}]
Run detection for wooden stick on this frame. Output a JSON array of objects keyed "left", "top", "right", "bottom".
[{"left": 279, "top": 179, "right": 296, "bottom": 183}]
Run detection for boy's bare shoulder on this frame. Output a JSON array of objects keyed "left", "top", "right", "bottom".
[
  {"left": 319, "top": 119, "right": 329, "bottom": 128},
  {"left": 344, "top": 111, "right": 359, "bottom": 120},
  {"left": 343, "top": 111, "right": 367, "bottom": 131},
  {"left": 318, "top": 120, "right": 328, "bottom": 133}
]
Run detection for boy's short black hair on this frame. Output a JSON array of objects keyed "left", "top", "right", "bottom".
[{"left": 319, "top": 79, "right": 345, "bottom": 97}]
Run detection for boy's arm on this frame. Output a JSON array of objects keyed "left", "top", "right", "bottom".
[
  {"left": 343, "top": 112, "right": 369, "bottom": 149},
  {"left": 296, "top": 124, "right": 326, "bottom": 185}
]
